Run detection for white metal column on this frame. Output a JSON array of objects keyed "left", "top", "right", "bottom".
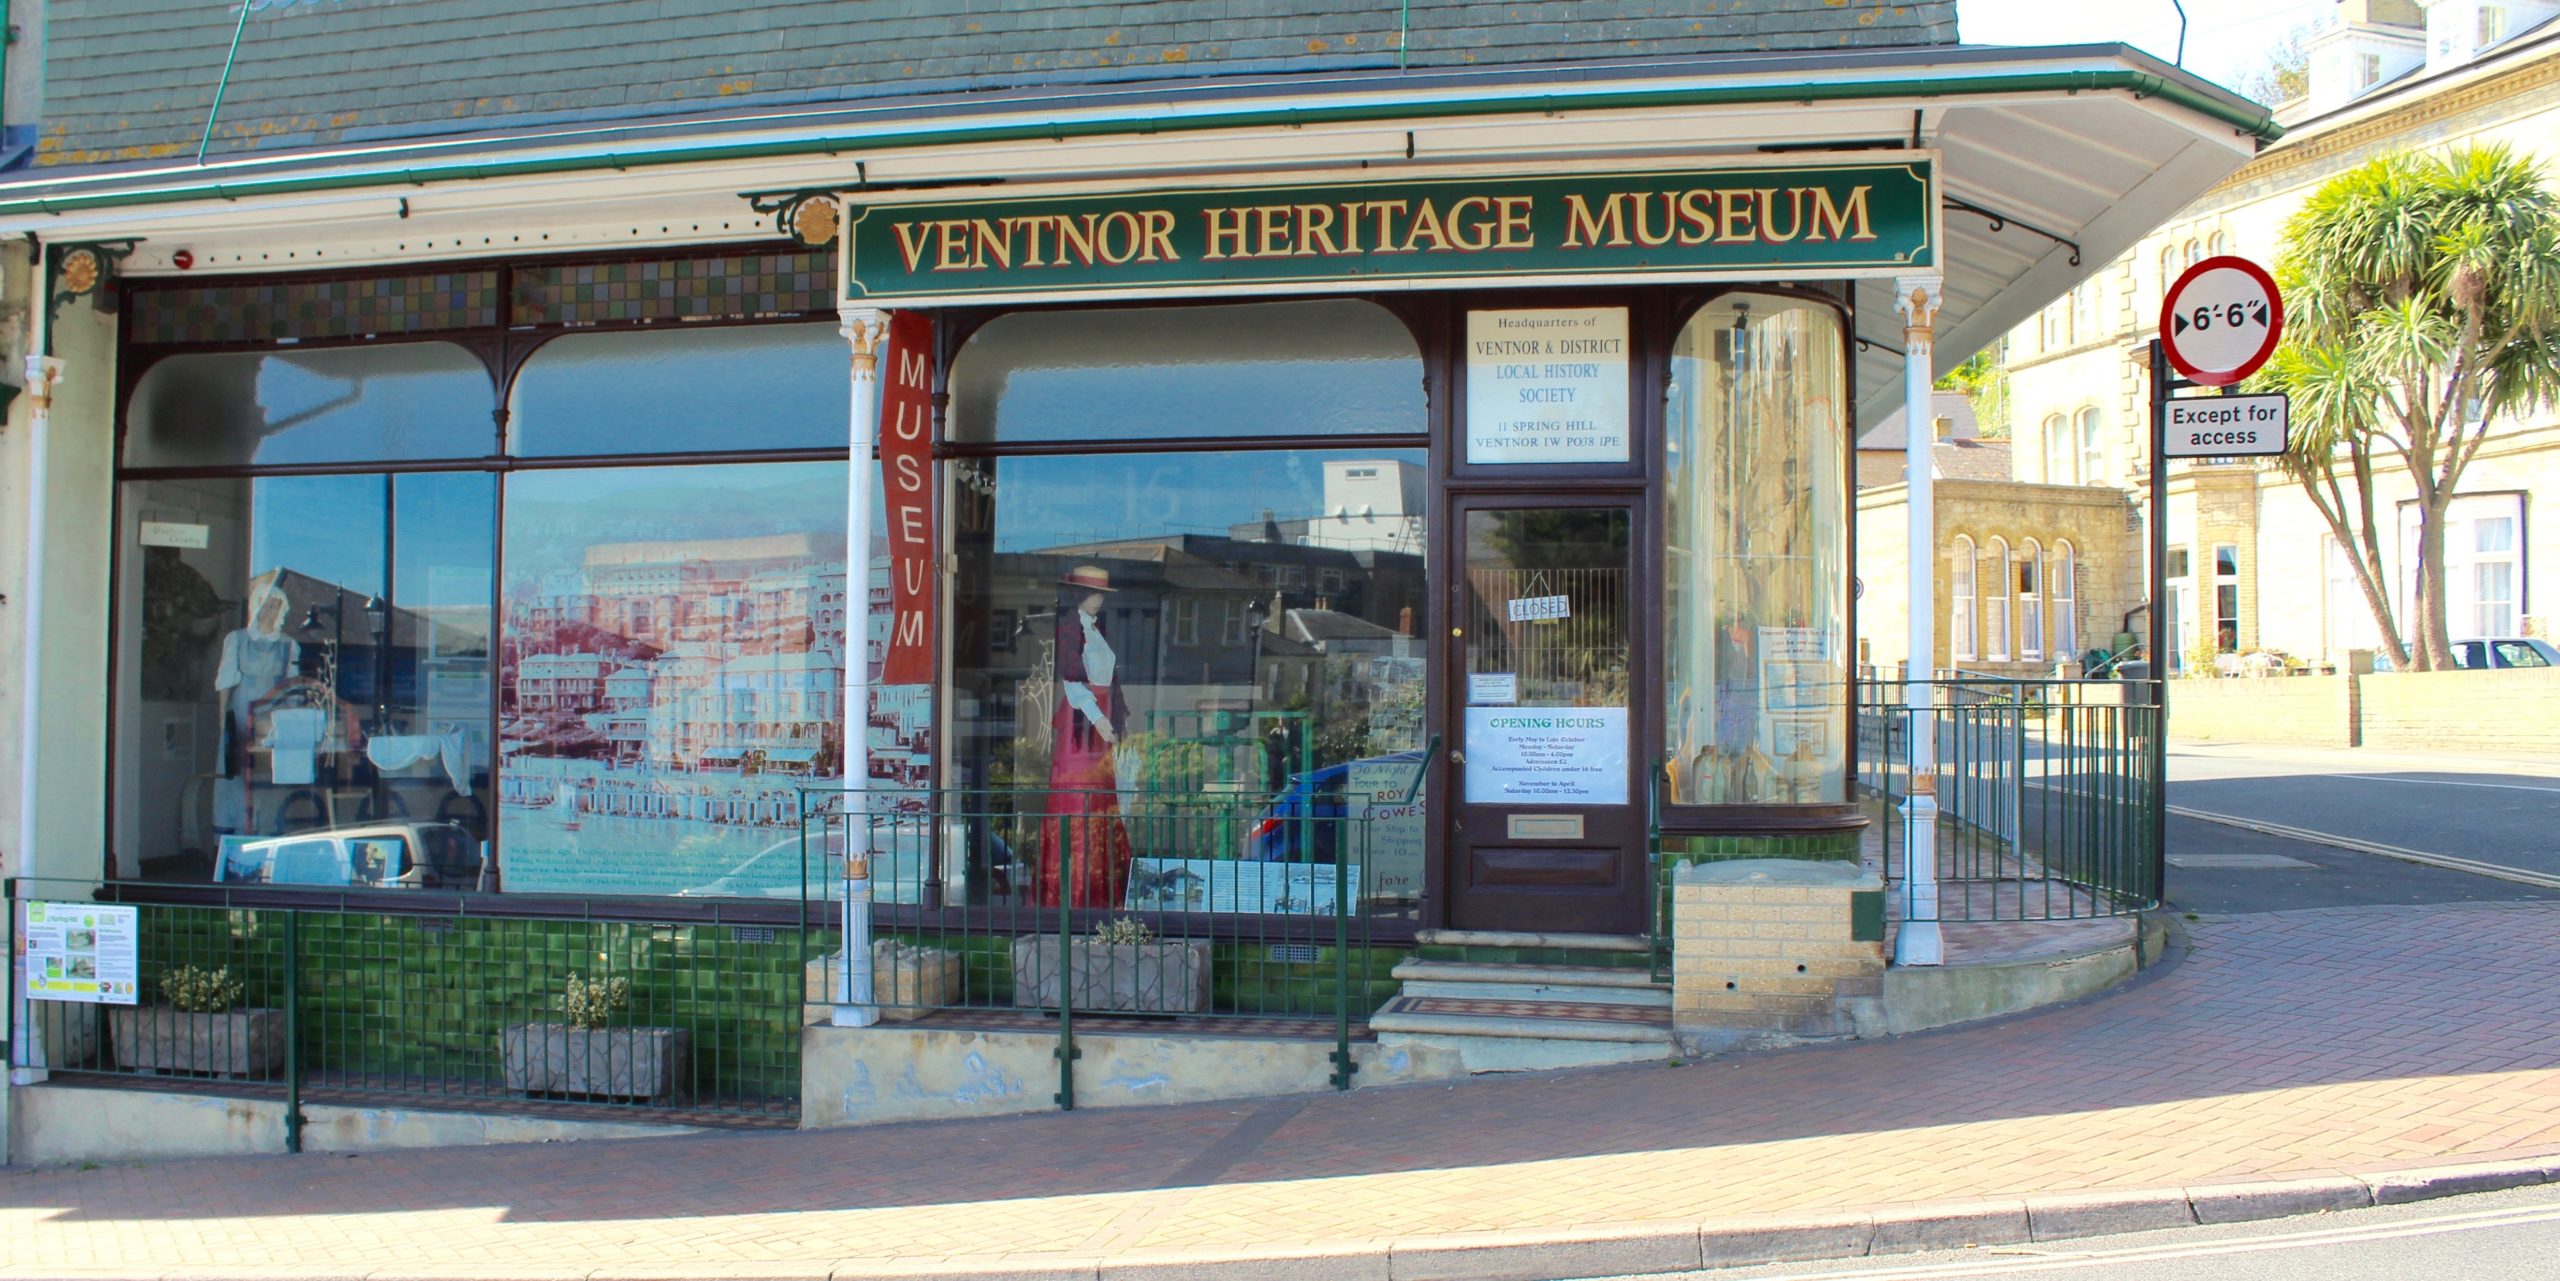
[
  {"left": 832, "top": 282, "right": 887, "bottom": 1028},
  {"left": 1894, "top": 274, "right": 1944, "bottom": 967},
  {"left": 9, "top": 346, "right": 62, "bottom": 1086}
]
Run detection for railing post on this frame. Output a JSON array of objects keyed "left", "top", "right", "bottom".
[
  {"left": 282, "top": 909, "right": 304, "bottom": 1155},
  {"left": 1054, "top": 812, "right": 1076, "bottom": 1111},
  {"left": 1330, "top": 806, "right": 1357, "bottom": 1091}
]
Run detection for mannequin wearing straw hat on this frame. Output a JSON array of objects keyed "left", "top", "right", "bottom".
[{"left": 1040, "top": 564, "right": 1135, "bottom": 908}]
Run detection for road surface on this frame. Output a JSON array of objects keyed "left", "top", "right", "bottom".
[{"left": 2169, "top": 742, "right": 2560, "bottom": 885}]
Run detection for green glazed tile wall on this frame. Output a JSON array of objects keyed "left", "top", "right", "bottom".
[{"left": 128, "top": 906, "right": 804, "bottom": 1111}]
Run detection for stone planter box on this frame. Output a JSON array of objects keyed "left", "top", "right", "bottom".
[
  {"left": 1011, "top": 936, "right": 1212, "bottom": 1014},
  {"left": 107, "top": 1006, "right": 287, "bottom": 1078},
  {"left": 804, "top": 941, "right": 964, "bottom": 1023},
  {"left": 499, "top": 1024, "right": 690, "bottom": 1103}
]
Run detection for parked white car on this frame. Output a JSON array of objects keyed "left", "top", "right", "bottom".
[{"left": 2450, "top": 637, "right": 2559, "bottom": 670}]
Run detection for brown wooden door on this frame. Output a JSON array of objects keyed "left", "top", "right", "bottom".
[{"left": 1444, "top": 499, "right": 1646, "bottom": 935}]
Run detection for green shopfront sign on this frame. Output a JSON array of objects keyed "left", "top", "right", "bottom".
[{"left": 844, "top": 160, "right": 1934, "bottom": 302}]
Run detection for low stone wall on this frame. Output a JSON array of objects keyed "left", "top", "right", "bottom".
[
  {"left": 1668, "top": 860, "right": 1886, "bottom": 1056},
  {"left": 2359, "top": 667, "right": 2560, "bottom": 754},
  {"left": 2169, "top": 668, "right": 2560, "bottom": 752},
  {"left": 9, "top": 1082, "right": 703, "bottom": 1163},
  {"left": 2167, "top": 675, "right": 2358, "bottom": 748}
]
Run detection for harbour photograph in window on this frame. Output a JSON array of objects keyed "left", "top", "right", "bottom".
[{"left": 497, "top": 462, "right": 860, "bottom": 897}]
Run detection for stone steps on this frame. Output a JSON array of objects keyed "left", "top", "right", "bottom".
[
  {"left": 1412, "top": 929, "right": 1652, "bottom": 952},
  {"left": 1374, "top": 933, "right": 1675, "bottom": 1072},
  {"left": 1390, "top": 960, "right": 1673, "bottom": 1007}
]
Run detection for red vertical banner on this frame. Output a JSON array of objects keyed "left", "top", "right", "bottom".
[{"left": 878, "top": 310, "right": 936, "bottom": 685}]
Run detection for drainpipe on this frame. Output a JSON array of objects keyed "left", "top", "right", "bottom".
[
  {"left": 1894, "top": 274, "right": 1944, "bottom": 967},
  {"left": 10, "top": 238, "right": 62, "bottom": 1085},
  {"left": 832, "top": 219, "right": 882, "bottom": 1027}
]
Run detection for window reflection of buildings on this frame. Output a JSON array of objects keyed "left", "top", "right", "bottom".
[{"left": 506, "top": 529, "right": 850, "bottom": 778}]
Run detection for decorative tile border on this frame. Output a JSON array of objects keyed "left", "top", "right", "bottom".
[
  {"left": 514, "top": 250, "right": 836, "bottom": 326},
  {"left": 129, "top": 248, "right": 839, "bottom": 346},
  {"left": 132, "top": 270, "right": 501, "bottom": 345}
]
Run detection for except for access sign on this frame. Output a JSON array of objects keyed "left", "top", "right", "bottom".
[
  {"left": 2164, "top": 393, "right": 2290, "bottom": 458},
  {"left": 2160, "top": 255, "right": 2285, "bottom": 387}
]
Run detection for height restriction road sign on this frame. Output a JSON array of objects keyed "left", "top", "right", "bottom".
[{"left": 2160, "top": 255, "right": 2285, "bottom": 387}]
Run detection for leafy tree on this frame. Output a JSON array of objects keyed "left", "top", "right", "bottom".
[
  {"left": 1935, "top": 347, "right": 2009, "bottom": 438},
  {"left": 2239, "top": 25, "right": 2312, "bottom": 108},
  {"left": 2255, "top": 145, "right": 2560, "bottom": 670}
]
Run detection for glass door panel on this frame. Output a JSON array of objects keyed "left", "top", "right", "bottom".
[{"left": 1446, "top": 503, "right": 1644, "bottom": 934}]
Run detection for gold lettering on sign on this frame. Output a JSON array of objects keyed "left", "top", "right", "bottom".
[
  {"left": 1808, "top": 186, "right": 1877, "bottom": 242},
  {"left": 1562, "top": 192, "right": 1632, "bottom": 248},
  {"left": 878, "top": 178, "right": 1893, "bottom": 277}
]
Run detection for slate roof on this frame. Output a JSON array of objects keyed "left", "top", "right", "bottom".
[
  {"left": 1858, "top": 391, "right": 1983, "bottom": 450},
  {"left": 39, "top": 0, "right": 1957, "bottom": 168},
  {"left": 1854, "top": 437, "right": 2014, "bottom": 489}
]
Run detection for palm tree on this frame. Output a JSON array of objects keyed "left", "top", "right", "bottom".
[{"left": 2260, "top": 144, "right": 2560, "bottom": 670}]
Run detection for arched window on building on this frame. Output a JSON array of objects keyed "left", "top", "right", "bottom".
[
  {"left": 2054, "top": 541, "right": 2079, "bottom": 659},
  {"left": 2158, "top": 244, "right": 2177, "bottom": 301},
  {"left": 2020, "top": 539, "right": 2045, "bottom": 662},
  {"left": 2076, "top": 406, "right": 2105, "bottom": 487},
  {"left": 2042, "top": 413, "right": 2070, "bottom": 483},
  {"left": 2183, "top": 238, "right": 2202, "bottom": 272},
  {"left": 1985, "top": 537, "right": 2013, "bottom": 662},
  {"left": 1951, "top": 535, "right": 1978, "bottom": 664},
  {"left": 2071, "top": 281, "right": 2100, "bottom": 342},
  {"left": 2208, "top": 229, "right": 2231, "bottom": 258}
]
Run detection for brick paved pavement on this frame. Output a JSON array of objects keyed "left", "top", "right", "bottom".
[{"left": 8, "top": 902, "right": 2560, "bottom": 1278}]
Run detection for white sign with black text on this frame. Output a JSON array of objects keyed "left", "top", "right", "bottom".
[
  {"left": 1465, "top": 308, "right": 1631, "bottom": 464},
  {"left": 2164, "top": 394, "right": 2289, "bottom": 458},
  {"left": 1463, "top": 707, "right": 1630, "bottom": 804},
  {"left": 1505, "top": 594, "right": 1571, "bottom": 623}
]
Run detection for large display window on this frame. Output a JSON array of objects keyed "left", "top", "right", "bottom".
[
  {"left": 1661, "top": 293, "right": 1851, "bottom": 806},
  {"left": 111, "top": 297, "right": 855, "bottom": 894},
  {"left": 496, "top": 462, "right": 851, "bottom": 896},
  {"left": 117, "top": 471, "right": 497, "bottom": 884},
  {"left": 945, "top": 299, "right": 1431, "bottom": 916}
]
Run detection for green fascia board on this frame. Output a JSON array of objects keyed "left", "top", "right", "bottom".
[{"left": 0, "top": 68, "right": 2278, "bottom": 221}]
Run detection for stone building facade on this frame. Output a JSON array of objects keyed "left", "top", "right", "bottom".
[{"left": 2000, "top": 2, "right": 2560, "bottom": 671}]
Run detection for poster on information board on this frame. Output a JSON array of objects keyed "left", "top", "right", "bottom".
[{"left": 20, "top": 901, "right": 140, "bottom": 1004}]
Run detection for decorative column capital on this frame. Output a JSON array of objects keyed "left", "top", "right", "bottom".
[
  {"left": 839, "top": 306, "right": 889, "bottom": 379},
  {"left": 1893, "top": 274, "right": 1944, "bottom": 344},
  {"left": 21, "top": 355, "right": 63, "bottom": 408}
]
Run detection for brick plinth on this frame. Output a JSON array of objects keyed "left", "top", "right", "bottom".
[{"left": 1671, "top": 859, "right": 1887, "bottom": 1055}]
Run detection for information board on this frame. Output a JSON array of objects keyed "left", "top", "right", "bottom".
[
  {"left": 1125, "top": 858, "right": 1355, "bottom": 915},
  {"left": 1347, "top": 758, "right": 1427, "bottom": 902},
  {"left": 1466, "top": 308, "right": 1631, "bottom": 464},
  {"left": 1463, "top": 706, "right": 1630, "bottom": 803},
  {"left": 20, "top": 901, "right": 139, "bottom": 1004}
]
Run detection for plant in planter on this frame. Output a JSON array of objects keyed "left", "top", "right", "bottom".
[
  {"left": 1012, "top": 916, "right": 1212, "bottom": 1014},
  {"left": 108, "top": 964, "right": 287, "bottom": 1078},
  {"left": 499, "top": 971, "right": 691, "bottom": 1103}
]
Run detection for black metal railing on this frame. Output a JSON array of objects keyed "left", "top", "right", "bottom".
[
  {"left": 798, "top": 780, "right": 1399, "bottom": 1108},
  {"left": 5, "top": 877, "right": 807, "bottom": 1148},
  {"left": 1855, "top": 678, "right": 2162, "bottom": 920}
]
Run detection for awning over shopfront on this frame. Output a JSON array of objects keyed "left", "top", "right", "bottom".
[{"left": 0, "top": 41, "right": 2271, "bottom": 425}]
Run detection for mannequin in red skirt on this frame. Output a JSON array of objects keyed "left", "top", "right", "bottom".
[{"left": 1038, "top": 564, "right": 1134, "bottom": 908}]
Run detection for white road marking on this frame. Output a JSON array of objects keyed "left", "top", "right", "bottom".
[
  {"left": 2166, "top": 806, "right": 2560, "bottom": 891},
  {"left": 2330, "top": 773, "right": 2560, "bottom": 795}
]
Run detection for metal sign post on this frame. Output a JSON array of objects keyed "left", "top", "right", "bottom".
[
  {"left": 2150, "top": 254, "right": 2288, "bottom": 902},
  {"left": 2146, "top": 341, "right": 2180, "bottom": 896}
]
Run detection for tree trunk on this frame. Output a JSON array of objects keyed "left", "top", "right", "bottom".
[{"left": 2414, "top": 492, "right": 2457, "bottom": 671}]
